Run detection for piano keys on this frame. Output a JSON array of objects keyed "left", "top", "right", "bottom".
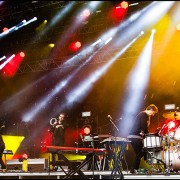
[
  {"left": 45, "top": 146, "right": 106, "bottom": 155},
  {"left": 45, "top": 146, "right": 106, "bottom": 179}
]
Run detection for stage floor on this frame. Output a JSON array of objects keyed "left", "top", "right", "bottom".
[{"left": 0, "top": 170, "right": 180, "bottom": 179}]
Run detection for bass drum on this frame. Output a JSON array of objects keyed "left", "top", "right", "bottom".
[
  {"left": 163, "top": 146, "right": 180, "bottom": 171},
  {"left": 174, "top": 126, "right": 180, "bottom": 141}
]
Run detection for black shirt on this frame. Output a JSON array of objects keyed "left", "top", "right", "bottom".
[
  {"left": 50, "top": 121, "right": 68, "bottom": 146},
  {"left": 129, "top": 111, "right": 149, "bottom": 137}
]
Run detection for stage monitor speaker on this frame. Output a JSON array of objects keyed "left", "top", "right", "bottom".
[{"left": 7, "top": 158, "right": 48, "bottom": 172}]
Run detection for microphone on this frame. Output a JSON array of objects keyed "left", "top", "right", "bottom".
[
  {"left": 80, "top": 133, "right": 84, "bottom": 142},
  {"left": 108, "top": 115, "right": 113, "bottom": 120}
]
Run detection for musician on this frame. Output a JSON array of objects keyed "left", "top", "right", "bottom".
[
  {"left": 127, "top": 104, "right": 158, "bottom": 174},
  {"left": 0, "top": 124, "right": 5, "bottom": 169},
  {"left": 49, "top": 113, "right": 68, "bottom": 167}
]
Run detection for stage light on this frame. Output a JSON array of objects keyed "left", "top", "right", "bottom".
[
  {"left": 176, "top": 24, "right": 180, "bottom": 31},
  {"left": 129, "top": 2, "right": 139, "bottom": 7},
  {"left": 49, "top": 44, "right": 55, "bottom": 48},
  {"left": 121, "top": 1, "right": 128, "bottom": 9},
  {"left": 0, "top": 56, "right": 6, "bottom": 61},
  {"left": 0, "top": 54, "right": 15, "bottom": 70},
  {"left": 152, "top": 28, "right": 156, "bottom": 33},
  {"left": 82, "top": 9, "right": 91, "bottom": 18},
  {"left": 3, "top": 27, "right": 9, "bottom": 33},
  {"left": 69, "top": 41, "right": 82, "bottom": 51},
  {"left": 20, "top": 52, "right": 25, "bottom": 58},
  {"left": 83, "top": 125, "right": 92, "bottom": 135},
  {"left": 22, "top": 153, "right": 28, "bottom": 159},
  {"left": 75, "top": 41, "right": 81, "bottom": 48},
  {"left": 112, "top": 1, "right": 128, "bottom": 23},
  {"left": 141, "top": 31, "right": 144, "bottom": 35}
]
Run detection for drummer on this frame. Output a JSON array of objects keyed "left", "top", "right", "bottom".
[{"left": 127, "top": 104, "right": 158, "bottom": 174}]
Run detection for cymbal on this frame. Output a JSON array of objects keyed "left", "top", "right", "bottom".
[{"left": 162, "top": 112, "right": 180, "bottom": 120}]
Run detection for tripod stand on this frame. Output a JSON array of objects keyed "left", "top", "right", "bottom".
[{"left": 107, "top": 115, "right": 124, "bottom": 179}]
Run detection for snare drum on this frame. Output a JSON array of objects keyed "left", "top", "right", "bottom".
[{"left": 143, "top": 134, "right": 162, "bottom": 149}]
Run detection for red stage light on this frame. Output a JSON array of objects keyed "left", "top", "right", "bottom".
[
  {"left": 121, "top": 1, "right": 128, "bottom": 9},
  {"left": 69, "top": 41, "right": 82, "bottom": 51},
  {"left": 22, "top": 153, "right": 28, "bottom": 160},
  {"left": 75, "top": 41, "right": 81, "bottom": 48},
  {"left": 2, "top": 52, "right": 25, "bottom": 77},
  {"left": 83, "top": 125, "right": 92, "bottom": 135},
  {"left": 20, "top": 52, "right": 25, "bottom": 58},
  {"left": 3, "top": 27, "right": 9, "bottom": 32},
  {"left": 110, "top": 2, "right": 128, "bottom": 23}
]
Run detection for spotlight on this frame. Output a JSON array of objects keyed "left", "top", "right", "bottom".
[
  {"left": 0, "top": 56, "right": 6, "bottom": 61},
  {"left": 33, "top": 17, "right": 37, "bottom": 21},
  {"left": 75, "top": 41, "right": 81, "bottom": 48},
  {"left": 83, "top": 124, "right": 92, "bottom": 135},
  {"left": 121, "top": 1, "right": 128, "bottom": 9},
  {"left": 129, "top": 2, "right": 139, "bottom": 7},
  {"left": 82, "top": 9, "right": 91, "bottom": 18},
  {"left": 20, "top": 52, "right": 25, "bottom": 57},
  {"left": 49, "top": 44, "right": 55, "bottom": 48},
  {"left": 152, "top": 29, "right": 156, "bottom": 33},
  {"left": 2, "top": 27, "right": 9, "bottom": 33},
  {"left": 69, "top": 41, "right": 82, "bottom": 51},
  {"left": 140, "top": 31, "right": 144, "bottom": 35},
  {"left": 176, "top": 24, "right": 180, "bottom": 31}
]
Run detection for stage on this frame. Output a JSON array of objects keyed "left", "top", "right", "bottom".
[
  {"left": 0, "top": 170, "right": 180, "bottom": 179},
  {"left": 4, "top": 143, "right": 180, "bottom": 179}
]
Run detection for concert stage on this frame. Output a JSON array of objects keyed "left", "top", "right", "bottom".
[
  {"left": 3, "top": 142, "right": 180, "bottom": 179},
  {"left": 0, "top": 170, "right": 179, "bottom": 179}
]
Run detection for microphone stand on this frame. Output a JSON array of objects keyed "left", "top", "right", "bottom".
[
  {"left": 108, "top": 116, "right": 123, "bottom": 179},
  {"left": 166, "top": 125, "right": 171, "bottom": 174},
  {"left": 165, "top": 114, "right": 177, "bottom": 174}
]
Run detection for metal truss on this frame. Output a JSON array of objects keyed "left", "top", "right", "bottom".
[
  {"left": 15, "top": 42, "right": 180, "bottom": 75},
  {"left": 15, "top": 47, "right": 138, "bottom": 74},
  {"left": 0, "top": 1, "right": 85, "bottom": 22}
]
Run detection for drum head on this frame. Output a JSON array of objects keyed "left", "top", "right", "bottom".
[{"left": 174, "top": 127, "right": 180, "bottom": 140}]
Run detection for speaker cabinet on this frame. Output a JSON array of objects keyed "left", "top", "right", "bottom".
[{"left": 7, "top": 158, "right": 48, "bottom": 172}]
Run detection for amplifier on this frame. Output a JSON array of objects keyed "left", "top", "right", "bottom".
[
  {"left": 7, "top": 158, "right": 48, "bottom": 172},
  {"left": 7, "top": 159, "right": 22, "bottom": 171}
]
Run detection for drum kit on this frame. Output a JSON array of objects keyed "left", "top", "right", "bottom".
[{"left": 143, "top": 111, "right": 180, "bottom": 173}]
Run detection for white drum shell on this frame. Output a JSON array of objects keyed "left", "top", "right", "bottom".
[
  {"left": 163, "top": 146, "right": 180, "bottom": 171},
  {"left": 174, "top": 127, "right": 180, "bottom": 141},
  {"left": 144, "top": 135, "right": 161, "bottom": 149}
]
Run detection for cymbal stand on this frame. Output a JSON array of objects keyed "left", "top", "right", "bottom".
[
  {"left": 165, "top": 126, "right": 172, "bottom": 174},
  {"left": 91, "top": 135, "right": 95, "bottom": 179}
]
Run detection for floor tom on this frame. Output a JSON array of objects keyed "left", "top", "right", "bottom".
[{"left": 163, "top": 146, "right": 180, "bottom": 171}]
